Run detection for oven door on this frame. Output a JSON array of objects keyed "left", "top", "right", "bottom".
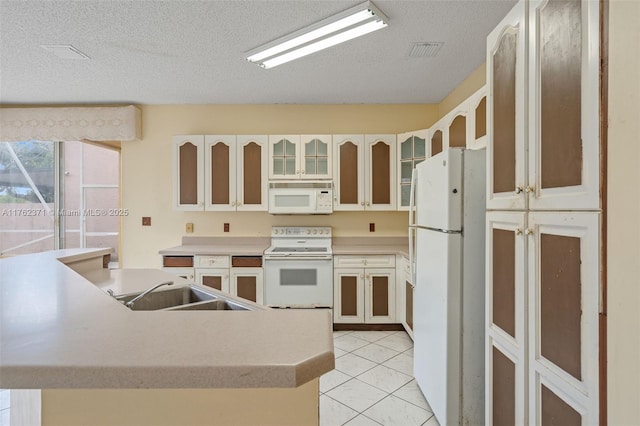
[{"left": 264, "top": 257, "right": 333, "bottom": 308}]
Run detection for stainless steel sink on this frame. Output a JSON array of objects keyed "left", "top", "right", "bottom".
[
  {"left": 116, "top": 285, "right": 217, "bottom": 311},
  {"left": 168, "top": 299, "right": 250, "bottom": 311}
]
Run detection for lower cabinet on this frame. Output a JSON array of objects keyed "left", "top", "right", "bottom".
[
  {"left": 195, "top": 268, "right": 230, "bottom": 293},
  {"left": 397, "top": 255, "right": 414, "bottom": 339},
  {"left": 162, "top": 254, "right": 264, "bottom": 305},
  {"left": 230, "top": 267, "right": 264, "bottom": 304},
  {"left": 333, "top": 256, "right": 395, "bottom": 324}
]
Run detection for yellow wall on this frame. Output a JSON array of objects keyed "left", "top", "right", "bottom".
[
  {"left": 121, "top": 104, "right": 438, "bottom": 267},
  {"left": 607, "top": 0, "right": 640, "bottom": 424},
  {"left": 438, "top": 63, "right": 486, "bottom": 119}
]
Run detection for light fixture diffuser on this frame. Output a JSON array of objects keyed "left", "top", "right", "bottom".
[{"left": 246, "top": 1, "right": 388, "bottom": 69}]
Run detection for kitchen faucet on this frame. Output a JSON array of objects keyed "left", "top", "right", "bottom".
[{"left": 125, "top": 281, "right": 174, "bottom": 308}]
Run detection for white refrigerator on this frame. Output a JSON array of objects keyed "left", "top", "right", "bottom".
[{"left": 409, "top": 148, "right": 486, "bottom": 426}]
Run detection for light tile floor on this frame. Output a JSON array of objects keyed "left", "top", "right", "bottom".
[
  {"left": 320, "top": 330, "right": 441, "bottom": 426},
  {"left": 0, "top": 389, "right": 9, "bottom": 426}
]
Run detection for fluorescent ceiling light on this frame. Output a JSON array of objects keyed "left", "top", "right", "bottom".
[{"left": 246, "top": 1, "right": 388, "bottom": 69}]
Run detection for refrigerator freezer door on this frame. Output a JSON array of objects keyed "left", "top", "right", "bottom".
[
  {"left": 415, "top": 149, "right": 463, "bottom": 231},
  {"left": 413, "top": 228, "right": 462, "bottom": 426}
]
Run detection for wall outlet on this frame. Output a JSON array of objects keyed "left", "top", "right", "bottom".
[
  {"left": 224, "top": 223, "right": 230, "bottom": 232},
  {"left": 142, "top": 217, "right": 151, "bottom": 226},
  {"left": 369, "top": 223, "right": 375, "bottom": 232},
  {"left": 186, "top": 222, "right": 194, "bottom": 233}
]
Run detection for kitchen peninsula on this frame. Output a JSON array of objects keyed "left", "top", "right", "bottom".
[{"left": 0, "top": 249, "right": 334, "bottom": 426}]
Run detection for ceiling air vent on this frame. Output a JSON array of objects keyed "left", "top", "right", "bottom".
[{"left": 408, "top": 42, "right": 443, "bottom": 58}]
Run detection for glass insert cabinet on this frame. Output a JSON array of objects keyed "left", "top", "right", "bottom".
[
  {"left": 268, "top": 135, "right": 332, "bottom": 179},
  {"left": 397, "top": 129, "right": 427, "bottom": 210}
]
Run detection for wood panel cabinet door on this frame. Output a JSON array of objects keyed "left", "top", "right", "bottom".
[
  {"left": 230, "top": 268, "right": 264, "bottom": 304},
  {"left": 527, "top": 0, "right": 600, "bottom": 211},
  {"left": 397, "top": 130, "right": 427, "bottom": 210},
  {"left": 486, "top": 211, "right": 528, "bottom": 426},
  {"left": 467, "top": 86, "right": 488, "bottom": 150},
  {"left": 300, "top": 135, "right": 332, "bottom": 179},
  {"left": 173, "top": 135, "right": 204, "bottom": 211},
  {"left": 333, "top": 269, "right": 364, "bottom": 323},
  {"left": 364, "top": 269, "right": 395, "bottom": 323},
  {"left": 527, "top": 212, "right": 600, "bottom": 425},
  {"left": 486, "top": 1, "right": 528, "bottom": 211},
  {"left": 237, "top": 135, "right": 268, "bottom": 211},
  {"left": 333, "top": 135, "right": 365, "bottom": 211},
  {"left": 268, "top": 135, "right": 300, "bottom": 179},
  {"left": 204, "top": 135, "right": 236, "bottom": 211},
  {"left": 405, "top": 280, "right": 414, "bottom": 335},
  {"left": 195, "top": 268, "right": 230, "bottom": 293},
  {"left": 364, "top": 135, "right": 396, "bottom": 210},
  {"left": 429, "top": 125, "right": 445, "bottom": 158}
]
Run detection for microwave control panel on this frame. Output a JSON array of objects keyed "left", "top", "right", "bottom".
[{"left": 317, "top": 191, "right": 333, "bottom": 210}]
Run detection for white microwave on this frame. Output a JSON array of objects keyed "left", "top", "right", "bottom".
[{"left": 268, "top": 181, "right": 333, "bottom": 214}]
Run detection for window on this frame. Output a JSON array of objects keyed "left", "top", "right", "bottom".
[{"left": 0, "top": 140, "right": 121, "bottom": 264}]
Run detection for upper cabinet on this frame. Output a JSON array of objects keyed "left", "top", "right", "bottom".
[
  {"left": 397, "top": 129, "right": 427, "bottom": 210},
  {"left": 333, "top": 134, "right": 396, "bottom": 211},
  {"left": 429, "top": 126, "right": 445, "bottom": 157},
  {"left": 174, "top": 135, "right": 205, "bottom": 211},
  {"left": 487, "top": 0, "right": 600, "bottom": 211},
  {"left": 467, "top": 86, "right": 488, "bottom": 150},
  {"left": 486, "top": 1, "right": 529, "bottom": 211},
  {"left": 235, "top": 135, "right": 269, "bottom": 211},
  {"left": 174, "top": 135, "right": 268, "bottom": 211},
  {"left": 527, "top": 0, "right": 600, "bottom": 210},
  {"left": 268, "top": 135, "right": 332, "bottom": 180},
  {"left": 205, "top": 135, "right": 236, "bottom": 211},
  {"left": 427, "top": 97, "right": 475, "bottom": 158}
]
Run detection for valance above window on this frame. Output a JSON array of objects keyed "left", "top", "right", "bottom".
[{"left": 0, "top": 105, "right": 141, "bottom": 142}]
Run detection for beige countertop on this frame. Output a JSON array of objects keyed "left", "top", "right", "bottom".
[
  {"left": 159, "top": 236, "right": 409, "bottom": 258},
  {"left": 332, "top": 237, "right": 409, "bottom": 258},
  {"left": 159, "top": 236, "right": 269, "bottom": 256},
  {"left": 0, "top": 249, "right": 334, "bottom": 389}
]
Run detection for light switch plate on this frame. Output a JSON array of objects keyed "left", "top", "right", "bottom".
[{"left": 186, "top": 223, "right": 194, "bottom": 233}]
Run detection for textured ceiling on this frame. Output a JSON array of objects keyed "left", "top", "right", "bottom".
[{"left": 0, "top": 0, "right": 516, "bottom": 105}]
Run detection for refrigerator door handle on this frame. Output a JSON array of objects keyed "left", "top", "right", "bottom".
[
  {"left": 409, "top": 168, "right": 417, "bottom": 227},
  {"left": 408, "top": 169, "right": 418, "bottom": 286},
  {"left": 409, "top": 227, "right": 417, "bottom": 286}
]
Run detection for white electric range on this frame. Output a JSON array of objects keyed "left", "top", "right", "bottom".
[{"left": 263, "top": 226, "right": 333, "bottom": 308}]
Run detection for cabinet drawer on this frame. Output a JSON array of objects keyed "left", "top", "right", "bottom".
[
  {"left": 162, "top": 256, "right": 194, "bottom": 267},
  {"left": 231, "top": 256, "right": 263, "bottom": 267},
  {"left": 195, "top": 255, "right": 230, "bottom": 268},
  {"left": 161, "top": 267, "right": 195, "bottom": 281},
  {"left": 334, "top": 255, "right": 395, "bottom": 268}
]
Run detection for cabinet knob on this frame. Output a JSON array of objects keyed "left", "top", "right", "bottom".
[
  {"left": 301, "top": 170, "right": 306, "bottom": 174},
  {"left": 365, "top": 201, "right": 370, "bottom": 206},
  {"left": 515, "top": 186, "right": 523, "bottom": 194},
  {"left": 360, "top": 274, "right": 365, "bottom": 279},
  {"left": 360, "top": 201, "right": 365, "bottom": 206},
  {"left": 515, "top": 228, "right": 523, "bottom": 236},
  {"left": 296, "top": 170, "right": 300, "bottom": 174},
  {"left": 525, "top": 186, "right": 535, "bottom": 193},
  {"left": 525, "top": 229, "right": 534, "bottom": 236}
]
